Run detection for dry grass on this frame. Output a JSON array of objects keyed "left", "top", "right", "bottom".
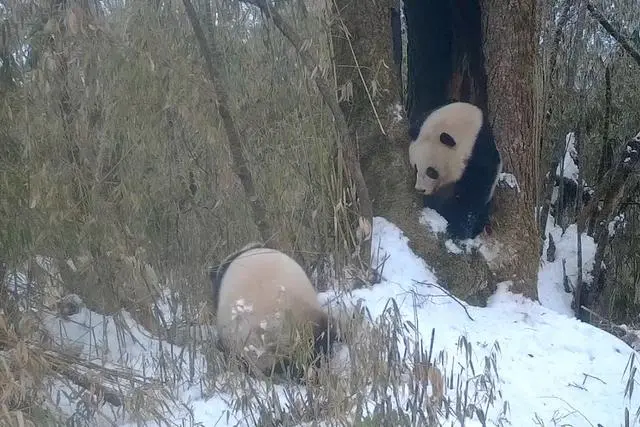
[
  {"left": 197, "top": 289, "right": 506, "bottom": 427},
  {"left": 0, "top": 0, "right": 364, "bottom": 424}
]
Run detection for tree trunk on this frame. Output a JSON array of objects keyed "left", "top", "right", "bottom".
[
  {"left": 332, "top": 0, "right": 539, "bottom": 302},
  {"left": 404, "top": 0, "right": 453, "bottom": 126},
  {"left": 482, "top": 0, "right": 540, "bottom": 299},
  {"left": 449, "top": 0, "right": 488, "bottom": 111},
  {"left": 334, "top": 1, "right": 496, "bottom": 304}
]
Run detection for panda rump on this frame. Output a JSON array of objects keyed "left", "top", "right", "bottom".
[
  {"left": 408, "top": 102, "right": 502, "bottom": 240},
  {"left": 210, "top": 243, "right": 337, "bottom": 379}
]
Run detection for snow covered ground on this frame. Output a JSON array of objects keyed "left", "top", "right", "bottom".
[
  {"left": 5, "top": 214, "right": 639, "bottom": 426},
  {"left": 331, "top": 217, "right": 638, "bottom": 426},
  {"left": 168, "top": 215, "right": 638, "bottom": 426}
]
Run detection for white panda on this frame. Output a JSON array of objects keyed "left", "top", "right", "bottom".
[
  {"left": 209, "top": 242, "right": 339, "bottom": 381},
  {"left": 408, "top": 101, "right": 502, "bottom": 240}
]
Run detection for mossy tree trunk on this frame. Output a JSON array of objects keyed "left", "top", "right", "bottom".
[
  {"left": 331, "top": 0, "right": 490, "bottom": 303},
  {"left": 333, "top": 0, "right": 539, "bottom": 301}
]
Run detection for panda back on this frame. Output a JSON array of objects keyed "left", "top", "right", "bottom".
[
  {"left": 209, "top": 242, "right": 264, "bottom": 315},
  {"left": 217, "top": 248, "right": 321, "bottom": 315},
  {"left": 457, "top": 119, "right": 502, "bottom": 203},
  {"left": 215, "top": 248, "right": 327, "bottom": 372}
]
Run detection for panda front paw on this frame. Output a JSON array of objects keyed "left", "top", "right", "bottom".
[
  {"left": 446, "top": 213, "right": 486, "bottom": 241},
  {"left": 446, "top": 223, "right": 473, "bottom": 241}
]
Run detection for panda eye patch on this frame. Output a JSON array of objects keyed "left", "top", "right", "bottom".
[
  {"left": 426, "top": 167, "right": 439, "bottom": 179},
  {"left": 440, "top": 132, "right": 457, "bottom": 147}
]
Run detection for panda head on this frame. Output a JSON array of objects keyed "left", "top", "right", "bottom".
[{"left": 408, "top": 102, "right": 484, "bottom": 195}]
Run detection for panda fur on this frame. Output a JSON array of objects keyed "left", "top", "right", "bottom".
[
  {"left": 408, "top": 102, "right": 502, "bottom": 240},
  {"left": 209, "top": 243, "right": 338, "bottom": 381}
]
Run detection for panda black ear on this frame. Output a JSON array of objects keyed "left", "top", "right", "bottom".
[{"left": 440, "top": 132, "right": 457, "bottom": 147}]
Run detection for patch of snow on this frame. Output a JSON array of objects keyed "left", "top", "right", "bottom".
[
  {"left": 419, "top": 207, "right": 448, "bottom": 234},
  {"left": 345, "top": 218, "right": 635, "bottom": 427},
  {"left": 498, "top": 172, "right": 520, "bottom": 192},
  {"left": 556, "top": 132, "right": 579, "bottom": 182},
  {"left": 6, "top": 215, "right": 637, "bottom": 427},
  {"left": 551, "top": 186, "right": 558, "bottom": 204},
  {"left": 371, "top": 217, "right": 440, "bottom": 288},
  {"left": 584, "top": 184, "right": 595, "bottom": 196},
  {"left": 390, "top": 103, "right": 404, "bottom": 123},
  {"left": 445, "top": 239, "right": 463, "bottom": 254},
  {"left": 419, "top": 206, "right": 504, "bottom": 270},
  {"left": 608, "top": 213, "right": 626, "bottom": 237},
  {"left": 538, "top": 215, "right": 597, "bottom": 317},
  {"left": 441, "top": 231, "right": 503, "bottom": 271}
]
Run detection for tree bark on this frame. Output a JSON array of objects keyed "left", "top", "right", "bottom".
[
  {"left": 330, "top": 0, "right": 401, "bottom": 158},
  {"left": 335, "top": 1, "right": 497, "bottom": 304},
  {"left": 482, "top": 0, "right": 540, "bottom": 299},
  {"left": 404, "top": 0, "right": 453, "bottom": 126},
  {"left": 449, "top": 0, "right": 488, "bottom": 111},
  {"left": 596, "top": 65, "right": 613, "bottom": 183}
]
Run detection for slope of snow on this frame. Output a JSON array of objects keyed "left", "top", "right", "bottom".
[
  {"left": 6, "top": 216, "right": 637, "bottom": 426},
  {"left": 349, "top": 218, "right": 637, "bottom": 426},
  {"left": 115, "top": 216, "right": 636, "bottom": 427}
]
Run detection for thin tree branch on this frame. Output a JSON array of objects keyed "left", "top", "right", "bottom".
[
  {"left": 587, "top": 2, "right": 640, "bottom": 67},
  {"left": 574, "top": 115, "right": 585, "bottom": 319},
  {"left": 241, "top": 0, "right": 373, "bottom": 267},
  {"left": 181, "top": 0, "right": 277, "bottom": 244},
  {"left": 596, "top": 65, "right": 613, "bottom": 184},
  {"left": 538, "top": 0, "right": 575, "bottom": 246},
  {"left": 411, "top": 280, "right": 474, "bottom": 321}
]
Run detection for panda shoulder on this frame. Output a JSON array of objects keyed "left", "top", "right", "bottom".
[{"left": 209, "top": 241, "right": 266, "bottom": 312}]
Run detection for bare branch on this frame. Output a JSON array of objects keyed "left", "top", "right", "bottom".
[
  {"left": 538, "top": 0, "right": 575, "bottom": 246},
  {"left": 411, "top": 280, "right": 475, "bottom": 321},
  {"left": 587, "top": 2, "right": 640, "bottom": 67},
  {"left": 182, "top": 0, "right": 277, "bottom": 244}
]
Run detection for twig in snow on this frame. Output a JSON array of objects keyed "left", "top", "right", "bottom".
[
  {"left": 539, "top": 396, "right": 595, "bottom": 426},
  {"left": 582, "top": 373, "right": 606, "bottom": 385},
  {"left": 411, "top": 280, "right": 474, "bottom": 321}
]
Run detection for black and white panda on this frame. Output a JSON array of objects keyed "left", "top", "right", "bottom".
[
  {"left": 209, "top": 242, "right": 339, "bottom": 381},
  {"left": 408, "top": 101, "right": 502, "bottom": 240}
]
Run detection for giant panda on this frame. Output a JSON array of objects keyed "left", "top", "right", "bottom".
[
  {"left": 209, "top": 242, "right": 339, "bottom": 381},
  {"left": 408, "top": 101, "right": 502, "bottom": 240}
]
